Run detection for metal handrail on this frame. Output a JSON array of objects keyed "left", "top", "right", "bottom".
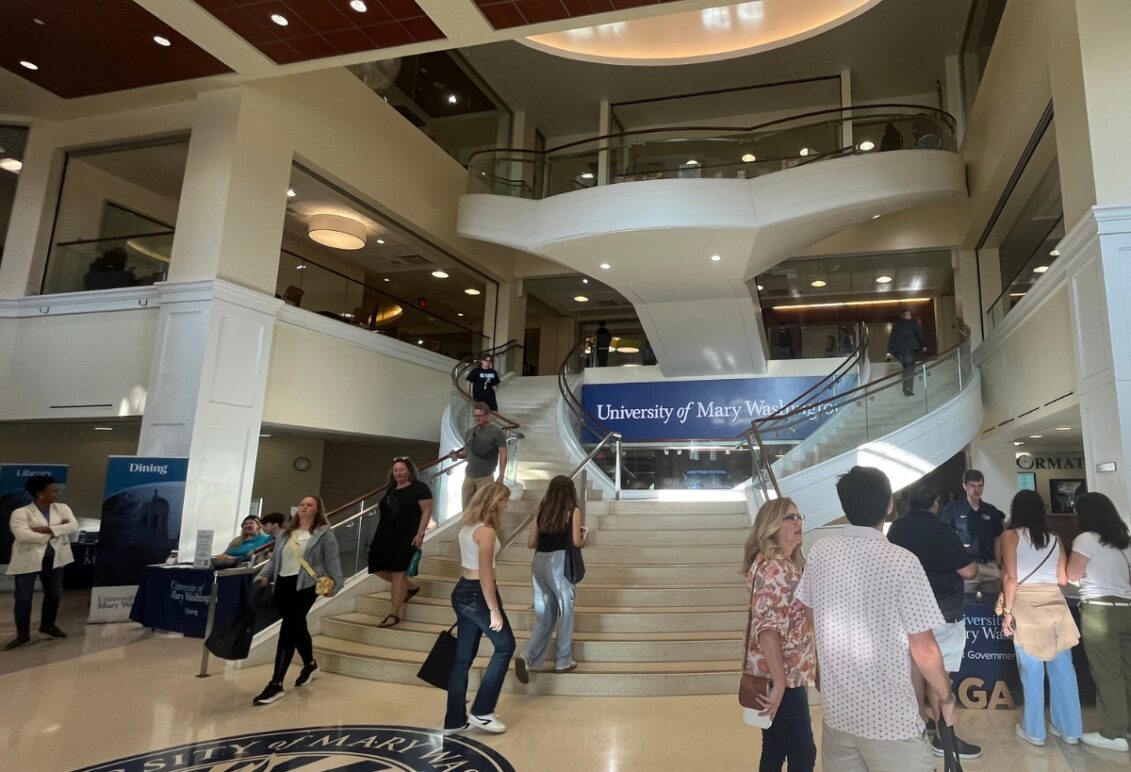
[{"left": 55, "top": 230, "right": 175, "bottom": 247}]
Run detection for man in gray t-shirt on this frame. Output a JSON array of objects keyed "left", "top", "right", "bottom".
[{"left": 455, "top": 402, "right": 508, "bottom": 508}]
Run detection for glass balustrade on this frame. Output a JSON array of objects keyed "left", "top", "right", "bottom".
[
  {"left": 468, "top": 105, "right": 957, "bottom": 201},
  {"left": 984, "top": 218, "right": 1064, "bottom": 332},
  {"left": 278, "top": 252, "right": 486, "bottom": 360},
  {"left": 42, "top": 231, "right": 174, "bottom": 295},
  {"left": 588, "top": 443, "right": 756, "bottom": 491}
]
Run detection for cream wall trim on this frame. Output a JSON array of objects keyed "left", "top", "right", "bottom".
[
  {"left": 276, "top": 304, "right": 455, "bottom": 373},
  {"left": 0, "top": 286, "right": 162, "bottom": 317}
]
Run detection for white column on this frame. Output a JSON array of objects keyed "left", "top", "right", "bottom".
[{"left": 0, "top": 124, "right": 65, "bottom": 298}]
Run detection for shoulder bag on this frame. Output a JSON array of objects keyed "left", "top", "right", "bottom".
[
  {"left": 995, "top": 537, "right": 1057, "bottom": 616},
  {"left": 291, "top": 534, "right": 336, "bottom": 597},
  {"left": 563, "top": 511, "right": 585, "bottom": 584}
]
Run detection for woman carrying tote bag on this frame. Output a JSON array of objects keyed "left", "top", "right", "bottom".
[{"left": 1000, "top": 490, "right": 1082, "bottom": 746}]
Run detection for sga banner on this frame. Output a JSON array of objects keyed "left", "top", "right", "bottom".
[
  {"left": 580, "top": 376, "right": 853, "bottom": 441},
  {"left": 89, "top": 457, "right": 188, "bottom": 623},
  {"left": 0, "top": 463, "right": 69, "bottom": 567}
]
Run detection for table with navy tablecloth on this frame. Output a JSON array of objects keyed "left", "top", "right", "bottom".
[{"left": 128, "top": 564, "right": 251, "bottom": 638}]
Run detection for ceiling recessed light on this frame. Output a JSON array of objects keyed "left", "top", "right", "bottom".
[
  {"left": 417, "top": 339, "right": 424, "bottom": 345},
  {"left": 349, "top": 0, "right": 368, "bottom": 11},
  {"left": 0, "top": 158, "right": 23, "bottom": 173},
  {"left": 376, "top": 238, "right": 385, "bottom": 245},
  {"left": 580, "top": 172, "right": 594, "bottom": 180},
  {"left": 810, "top": 279, "right": 827, "bottom": 288},
  {"left": 153, "top": 35, "right": 172, "bottom": 47},
  {"left": 457, "top": 312, "right": 464, "bottom": 317},
  {"left": 574, "top": 295, "right": 589, "bottom": 302},
  {"left": 859, "top": 140, "right": 876, "bottom": 151},
  {"left": 1055, "top": 426, "right": 1072, "bottom": 431},
  {"left": 1014, "top": 441, "right": 1025, "bottom": 446},
  {"left": 599, "top": 262, "right": 611, "bottom": 270},
  {"left": 741, "top": 153, "right": 756, "bottom": 163},
  {"left": 871, "top": 214, "right": 881, "bottom": 220},
  {"left": 581, "top": 278, "right": 589, "bottom": 284},
  {"left": 286, "top": 188, "right": 296, "bottom": 198},
  {"left": 875, "top": 275, "right": 893, "bottom": 284},
  {"left": 756, "top": 284, "right": 764, "bottom": 291},
  {"left": 1049, "top": 249, "right": 1060, "bottom": 257},
  {"left": 19, "top": 60, "right": 38, "bottom": 71},
  {"left": 431, "top": 269, "right": 449, "bottom": 279},
  {"left": 1030, "top": 434, "right": 1044, "bottom": 439},
  {"left": 33, "top": 18, "right": 44, "bottom": 25},
  {"left": 259, "top": 433, "right": 271, "bottom": 438},
  {"left": 710, "top": 254, "right": 722, "bottom": 262},
  {"left": 296, "top": 264, "right": 306, "bottom": 270},
  {"left": 465, "top": 288, "right": 481, "bottom": 296},
  {"left": 1033, "top": 265, "right": 1049, "bottom": 273},
  {"left": 383, "top": 278, "right": 390, "bottom": 282},
  {"left": 270, "top": 13, "right": 289, "bottom": 26},
  {"left": 684, "top": 159, "right": 699, "bottom": 166},
  {"left": 447, "top": 94, "right": 458, "bottom": 105},
  {"left": 93, "top": 426, "right": 114, "bottom": 431},
  {"left": 799, "top": 147, "right": 812, "bottom": 157}
]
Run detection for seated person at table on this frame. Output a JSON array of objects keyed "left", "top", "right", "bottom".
[{"left": 213, "top": 516, "right": 272, "bottom": 567}]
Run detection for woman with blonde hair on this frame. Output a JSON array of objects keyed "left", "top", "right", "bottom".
[
  {"left": 514, "top": 475, "right": 586, "bottom": 683},
  {"left": 444, "top": 482, "right": 516, "bottom": 735},
  {"left": 742, "top": 497, "right": 817, "bottom": 771}
]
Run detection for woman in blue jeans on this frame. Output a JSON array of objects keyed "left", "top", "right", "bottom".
[
  {"left": 445, "top": 482, "right": 515, "bottom": 735},
  {"left": 1001, "top": 490, "right": 1082, "bottom": 746}
]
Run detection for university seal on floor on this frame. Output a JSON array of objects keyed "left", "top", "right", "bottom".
[{"left": 73, "top": 725, "right": 517, "bottom": 771}]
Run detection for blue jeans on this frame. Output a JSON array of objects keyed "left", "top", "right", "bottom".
[
  {"left": 445, "top": 578, "right": 515, "bottom": 730},
  {"left": 524, "top": 550, "right": 576, "bottom": 670},
  {"left": 1015, "top": 643, "right": 1083, "bottom": 741},
  {"left": 760, "top": 686, "right": 816, "bottom": 772}
]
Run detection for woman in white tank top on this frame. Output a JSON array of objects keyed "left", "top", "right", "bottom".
[
  {"left": 444, "top": 482, "right": 515, "bottom": 736},
  {"left": 1066, "top": 492, "right": 1131, "bottom": 751},
  {"left": 1000, "top": 490, "right": 1081, "bottom": 746}
]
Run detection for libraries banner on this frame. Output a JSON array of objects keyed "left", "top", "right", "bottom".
[
  {"left": 1, "top": 463, "right": 69, "bottom": 567},
  {"left": 580, "top": 376, "right": 854, "bottom": 441},
  {"left": 89, "top": 457, "right": 188, "bottom": 623}
]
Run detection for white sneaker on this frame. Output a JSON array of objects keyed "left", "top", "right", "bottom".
[
  {"left": 469, "top": 713, "right": 507, "bottom": 733},
  {"left": 1048, "top": 724, "right": 1079, "bottom": 744},
  {"left": 1015, "top": 724, "right": 1044, "bottom": 747},
  {"left": 1081, "top": 732, "right": 1129, "bottom": 751}
]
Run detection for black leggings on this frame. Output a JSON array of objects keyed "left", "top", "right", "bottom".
[{"left": 272, "top": 575, "right": 317, "bottom": 683}]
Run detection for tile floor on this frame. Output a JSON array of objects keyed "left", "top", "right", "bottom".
[{"left": 2, "top": 591, "right": 1129, "bottom": 771}]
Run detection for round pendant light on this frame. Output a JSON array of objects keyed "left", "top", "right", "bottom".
[{"left": 308, "top": 214, "right": 367, "bottom": 250}]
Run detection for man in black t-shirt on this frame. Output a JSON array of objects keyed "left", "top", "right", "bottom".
[
  {"left": 593, "top": 322, "right": 612, "bottom": 367},
  {"left": 889, "top": 483, "right": 981, "bottom": 759},
  {"left": 465, "top": 355, "right": 500, "bottom": 412}
]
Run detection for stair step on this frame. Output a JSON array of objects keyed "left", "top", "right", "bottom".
[
  {"left": 394, "top": 576, "right": 749, "bottom": 606},
  {"left": 439, "top": 541, "right": 743, "bottom": 564},
  {"left": 593, "top": 512, "right": 749, "bottom": 529},
  {"left": 418, "top": 557, "right": 743, "bottom": 584},
  {"left": 588, "top": 528, "right": 748, "bottom": 546}
]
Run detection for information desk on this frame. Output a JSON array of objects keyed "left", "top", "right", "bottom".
[
  {"left": 129, "top": 565, "right": 250, "bottom": 638},
  {"left": 953, "top": 595, "right": 1095, "bottom": 709}
]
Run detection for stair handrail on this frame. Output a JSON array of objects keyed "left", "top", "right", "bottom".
[
  {"left": 747, "top": 320, "right": 973, "bottom": 500},
  {"left": 760, "top": 321, "right": 870, "bottom": 423},
  {"left": 196, "top": 452, "right": 467, "bottom": 677},
  {"left": 449, "top": 339, "right": 525, "bottom": 432},
  {"left": 499, "top": 430, "right": 622, "bottom": 555}
]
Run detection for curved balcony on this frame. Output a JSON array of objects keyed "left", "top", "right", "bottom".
[{"left": 467, "top": 104, "right": 957, "bottom": 200}]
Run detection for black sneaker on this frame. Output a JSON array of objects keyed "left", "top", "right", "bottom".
[
  {"left": 4, "top": 634, "right": 30, "bottom": 651},
  {"left": 514, "top": 656, "right": 529, "bottom": 685},
  {"left": 295, "top": 661, "right": 317, "bottom": 687},
  {"left": 39, "top": 624, "right": 67, "bottom": 639},
  {"left": 931, "top": 732, "right": 983, "bottom": 759},
  {"left": 925, "top": 719, "right": 937, "bottom": 739},
  {"left": 252, "top": 682, "right": 285, "bottom": 705}
]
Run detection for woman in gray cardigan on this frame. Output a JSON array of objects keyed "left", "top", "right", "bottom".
[{"left": 252, "top": 494, "right": 343, "bottom": 705}]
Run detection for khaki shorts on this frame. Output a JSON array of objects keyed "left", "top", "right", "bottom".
[
  {"left": 461, "top": 474, "right": 493, "bottom": 509},
  {"left": 821, "top": 722, "right": 934, "bottom": 772}
]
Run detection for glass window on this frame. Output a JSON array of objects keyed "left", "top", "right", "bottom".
[
  {"left": 0, "top": 125, "right": 29, "bottom": 268},
  {"left": 960, "top": 0, "right": 1008, "bottom": 119}
]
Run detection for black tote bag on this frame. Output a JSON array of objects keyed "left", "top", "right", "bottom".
[
  {"left": 417, "top": 624, "right": 458, "bottom": 689},
  {"left": 564, "top": 512, "right": 585, "bottom": 584}
]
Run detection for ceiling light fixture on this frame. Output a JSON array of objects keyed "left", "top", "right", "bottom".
[
  {"left": 756, "top": 284, "right": 764, "bottom": 291},
  {"left": 580, "top": 172, "right": 594, "bottom": 180},
  {"left": 1049, "top": 249, "right": 1060, "bottom": 257},
  {"left": 875, "top": 275, "right": 893, "bottom": 284},
  {"left": 799, "top": 147, "right": 812, "bottom": 157},
  {"left": 1030, "top": 434, "right": 1044, "bottom": 439},
  {"left": 153, "top": 35, "right": 172, "bottom": 47},
  {"left": 447, "top": 94, "right": 458, "bottom": 104},
  {"left": 582, "top": 278, "right": 589, "bottom": 284},
  {"left": 599, "top": 262, "right": 611, "bottom": 270},
  {"left": 296, "top": 264, "right": 306, "bottom": 270},
  {"left": 617, "top": 346, "right": 640, "bottom": 354},
  {"left": 771, "top": 297, "right": 932, "bottom": 311},
  {"left": 19, "top": 60, "right": 38, "bottom": 71},
  {"left": 431, "top": 269, "right": 449, "bottom": 279},
  {"left": 0, "top": 158, "right": 23, "bottom": 173},
  {"left": 93, "top": 426, "right": 114, "bottom": 431},
  {"left": 710, "top": 254, "right": 722, "bottom": 262},
  {"left": 259, "top": 433, "right": 272, "bottom": 438},
  {"left": 684, "top": 159, "right": 700, "bottom": 166},
  {"left": 1033, "top": 265, "right": 1049, "bottom": 273},
  {"left": 574, "top": 295, "right": 589, "bottom": 302},
  {"left": 464, "top": 288, "right": 481, "bottom": 296},
  {"left": 33, "top": 18, "right": 44, "bottom": 25},
  {"left": 1014, "top": 441, "right": 1025, "bottom": 446},
  {"left": 383, "top": 278, "right": 390, "bottom": 282},
  {"left": 270, "top": 13, "right": 289, "bottom": 26},
  {"left": 871, "top": 214, "right": 881, "bottom": 220},
  {"left": 1055, "top": 426, "right": 1072, "bottom": 431},
  {"left": 375, "top": 238, "right": 385, "bottom": 245},
  {"left": 308, "top": 214, "right": 366, "bottom": 250},
  {"left": 457, "top": 312, "right": 464, "bottom": 317},
  {"left": 349, "top": 0, "right": 368, "bottom": 11},
  {"left": 810, "top": 279, "right": 827, "bottom": 288},
  {"left": 417, "top": 339, "right": 424, "bottom": 345},
  {"left": 286, "top": 188, "right": 296, "bottom": 198},
  {"left": 859, "top": 140, "right": 876, "bottom": 151},
  {"left": 741, "top": 153, "right": 756, "bottom": 163}
]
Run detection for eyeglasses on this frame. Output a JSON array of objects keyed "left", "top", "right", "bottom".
[{"left": 782, "top": 514, "right": 805, "bottom": 523}]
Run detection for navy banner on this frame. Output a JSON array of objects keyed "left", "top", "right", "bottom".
[
  {"left": 0, "top": 463, "right": 69, "bottom": 566},
  {"left": 580, "top": 376, "right": 851, "bottom": 441}
]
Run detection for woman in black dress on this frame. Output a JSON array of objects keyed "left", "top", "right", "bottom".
[{"left": 368, "top": 457, "right": 433, "bottom": 628}]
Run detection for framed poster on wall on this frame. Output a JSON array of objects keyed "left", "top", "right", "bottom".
[{"left": 1050, "top": 478, "right": 1086, "bottom": 514}]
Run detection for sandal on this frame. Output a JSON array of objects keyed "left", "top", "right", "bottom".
[
  {"left": 405, "top": 586, "right": 421, "bottom": 603},
  {"left": 377, "top": 614, "right": 401, "bottom": 628}
]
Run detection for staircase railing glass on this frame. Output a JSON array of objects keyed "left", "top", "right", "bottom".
[{"left": 467, "top": 104, "right": 957, "bottom": 201}]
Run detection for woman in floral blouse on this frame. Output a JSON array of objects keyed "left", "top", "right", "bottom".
[{"left": 743, "top": 497, "right": 818, "bottom": 771}]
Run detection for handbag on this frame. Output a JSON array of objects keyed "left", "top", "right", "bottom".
[
  {"left": 994, "top": 538, "right": 1057, "bottom": 616},
  {"left": 292, "top": 535, "right": 336, "bottom": 597},
  {"left": 417, "top": 624, "right": 458, "bottom": 689},
  {"left": 564, "top": 512, "right": 585, "bottom": 584},
  {"left": 406, "top": 548, "right": 422, "bottom": 578}
]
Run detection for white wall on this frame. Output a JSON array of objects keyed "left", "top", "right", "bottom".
[{"left": 251, "top": 435, "right": 326, "bottom": 518}]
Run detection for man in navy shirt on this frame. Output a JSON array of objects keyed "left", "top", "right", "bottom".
[{"left": 938, "top": 469, "right": 1006, "bottom": 594}]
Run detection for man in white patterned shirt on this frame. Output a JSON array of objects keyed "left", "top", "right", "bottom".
[{"left": 796, "top": 466, "right": 957, "bottom": 771}]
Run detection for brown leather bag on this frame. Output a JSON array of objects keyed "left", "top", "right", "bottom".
[{"left": 739, "top": 673, "right": 771, "bottom": 709}]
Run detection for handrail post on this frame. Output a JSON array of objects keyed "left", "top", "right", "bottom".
[
  {"left": 578, "top": 468, "right": 588, "bottom": 520},
  {"left": 613, "top": 436, "right": 622, "bottom": 501},
  {"left": 197, "top": 572, "right": 222, "bottom": 678}
]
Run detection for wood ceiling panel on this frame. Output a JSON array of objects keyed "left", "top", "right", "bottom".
[{"left": 194, "top": 0, "right": 444, "bottom": 64}]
